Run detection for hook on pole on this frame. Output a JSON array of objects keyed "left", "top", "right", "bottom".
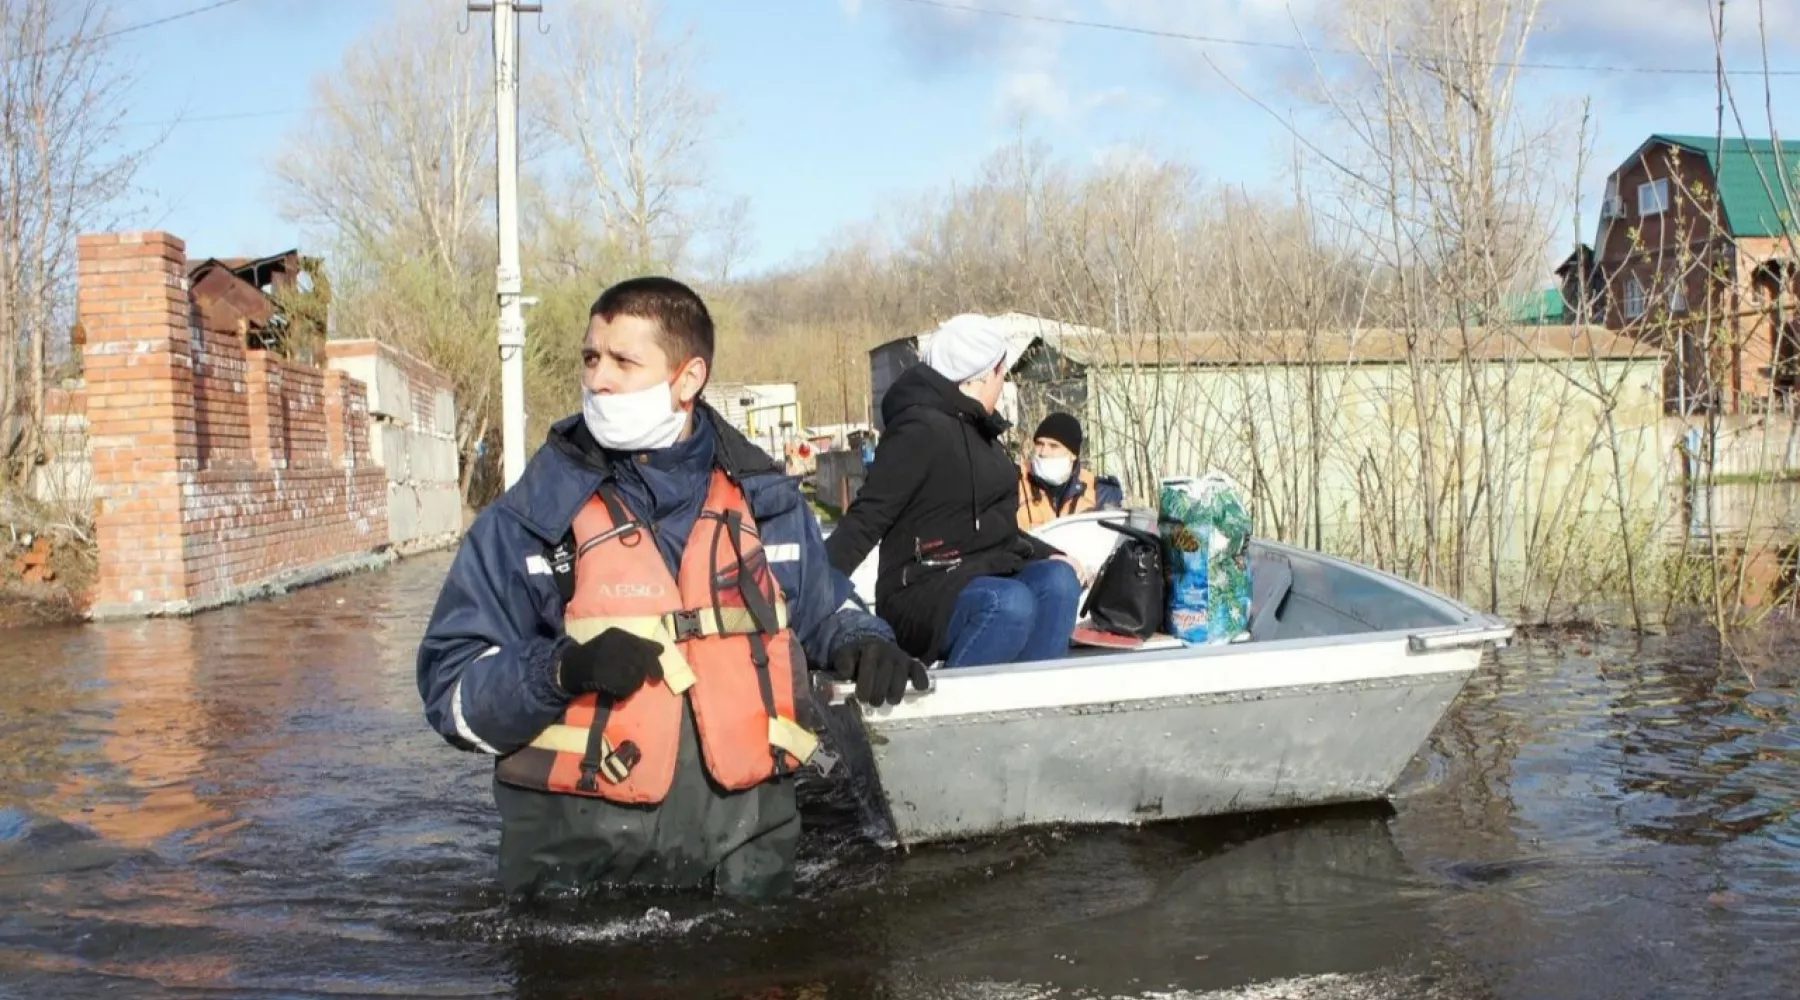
[{"left": 461, "top": 2, "right": 497, "bottom": 35}]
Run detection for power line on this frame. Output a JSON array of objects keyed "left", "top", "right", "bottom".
[
  {"left": 121, "top": 100, "right": 400, "bottom": 130},
  {"left": 6, "top": 0, "right": 253, "bottom": 64},
  {"left": 111, "top": 0, "right": 1800, "bottom": 133},
  {"left": 885, "top": 0, "right": 1800, "bottom": 78},
  {"left": 95, "top": 0, "right": 252, "bottom": 42}
]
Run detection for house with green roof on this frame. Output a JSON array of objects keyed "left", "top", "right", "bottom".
[
  {"left": 1593, "top": 133, "right": 1800, "bottom": 415},
  {"left": 1502, "top": 287, "right": 1570, "bottom": 326}
]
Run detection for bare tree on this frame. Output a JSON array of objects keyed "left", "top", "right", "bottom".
[
  {"left": 278, "top": 1, "right": 734, "bottom": 506},
  {"left": 540, "top": 0, "right": 719, "bottom": 270},
  {"left": 0, "top": 0, "right": 158, "bottom": 494},
  {"left": 1227, "top": 0, "right": 1575, "bottom": 608},
  {"left": 705, "top": 194, "right": 755, "bottom": 284},
  {"left": 275, "top": 5, "right": 493, "bottom": 279},
  {"left": 276, "top": 4, "right": 506, "bottom": 502}
]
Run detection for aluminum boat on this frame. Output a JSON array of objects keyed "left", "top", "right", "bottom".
[{"left": 819, "top": 510, "right": 1512, "bottom": 848}]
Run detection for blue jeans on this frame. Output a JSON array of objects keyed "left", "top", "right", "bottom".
[{"left": 941, "top": 559, "right": 1082, "bottom": 668}]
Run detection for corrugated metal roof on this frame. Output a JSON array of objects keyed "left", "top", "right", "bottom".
[
  {"left": 1046, "top": 325, "right": 1655, "bottom": 368},
  {"left": 186, "top": 251, "right": 301, "bottom": 280},
  {"left": 188, "top": 264, "right": 277, "bottom": 333},
  {"left": 1652, "top": 134, "right": 1800, "bottom": 238}
]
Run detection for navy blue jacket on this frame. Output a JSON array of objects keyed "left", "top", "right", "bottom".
[{"left": 417, "top": 406, "right": 894, "bottom": 756}]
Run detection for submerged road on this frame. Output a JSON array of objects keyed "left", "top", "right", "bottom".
[{"left": 0, "top": 553, "right": 1797, "bottom": 999}]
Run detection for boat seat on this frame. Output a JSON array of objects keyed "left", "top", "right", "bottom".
[{"left": 1249, "top": 552, "right": 1294, "bottom": 640}]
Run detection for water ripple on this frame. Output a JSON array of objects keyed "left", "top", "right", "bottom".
[{"left": 0, "top": 558, "right": 1797, "bottom": 999}]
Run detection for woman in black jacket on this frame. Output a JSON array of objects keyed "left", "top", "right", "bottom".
[{"left": 825, "top": 315, "right": 1086, "bottom": 667}]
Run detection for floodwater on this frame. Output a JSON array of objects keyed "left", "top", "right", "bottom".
[{"left": 1, "top": 554, "right": 1798, "bottom": 1000}]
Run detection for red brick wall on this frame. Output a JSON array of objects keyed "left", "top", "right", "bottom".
[
  {"left": 191, "top": 325, "right": 254, "bottom": 468},
  {"left": 278, "top": 358, "right": 330, "bottom": 466},
  {"left": 244, "top": 350, "right": 285, "bottom": 469},
  {"left": 328, "top": 370, "right": 372, "bottom": 466},
  {"left": 76, "top": 230, "right": 389, "bottom": 614}
]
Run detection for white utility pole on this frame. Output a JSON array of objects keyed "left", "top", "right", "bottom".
[{"left": 471, "top": 1, "right": 539, "bottom": 488}]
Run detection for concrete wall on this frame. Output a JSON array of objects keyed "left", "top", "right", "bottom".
[
  {"left": 324, "top": 340, "right": 462, "bottom": 554},
  {"left": 1675, "top": 413, "right": 1800, "bottom": 481},
  {"left": 33, "top": 382, "right": 90, "bottom": 510},
  {"left": 1085, "top": 354, "right": 1670, "bottom": 571}
]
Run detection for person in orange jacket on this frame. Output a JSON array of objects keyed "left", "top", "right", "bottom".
[{"left": 1016, "top": 412, "right": 1124, "bottom": 529}]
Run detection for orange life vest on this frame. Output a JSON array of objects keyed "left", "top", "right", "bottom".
[
  {"left": 1017, "top": 462, "right": 1100, "bottom": 529},
  {"left": 494, "top": 470, "right": 818, "bottom": 805}
]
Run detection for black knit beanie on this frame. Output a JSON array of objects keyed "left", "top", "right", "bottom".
[{"left": 1032, "top": 412, "right": 1082, "bottom": 454}]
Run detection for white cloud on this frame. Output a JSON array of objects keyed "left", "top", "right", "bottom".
[
  {"left": 1533, "top": 0, "right": 1800, "bottom": 69},
  {"left": 840, "top": 0, "right": 864, "bottom": 17},
  {"left": 997, "top": 70, "right": 1074, "bottom": 120},
  {"left": 1092, "top": 0, "right": 1325, "bottom": 92},
  {"left": 994, "top": 73, "right": 1136, "bottom": 123},
  {"left": 872, "top": 0, "right": 1072, "bottom": 72},
  {"left": 864, "top": 0, "right": 1800, "bottom": 86},
  {"left": 866, "top": 0, "right": 1332, "bottom": 103},
  {"left": 864, "top": 1, "right": 1148, "bottom": 127},
  {"left": 1078, "top": 0, "right": 1800, "bottom": 116},
  {"left": 1094, "top": 0, "right": 1800, "bottom": 77},
  {"left": 865, "top": 0, "right": 1800, "bottom": 138},
  {"left": 1086, "top": 85, "right": 1136, "bottom": 113},
  {"left": 1510, "top": 0, "right": 1800, "bottom": 112}
]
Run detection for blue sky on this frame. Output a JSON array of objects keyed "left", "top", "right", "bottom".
[{"left": 116, "top": 0, "right": 1800, "bottom": 281}]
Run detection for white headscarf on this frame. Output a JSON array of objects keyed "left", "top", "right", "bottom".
[{"left": 922, "top": 313, "right": 1009, "bottom": 383}]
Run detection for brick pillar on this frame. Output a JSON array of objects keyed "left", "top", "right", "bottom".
[
  {"left": 244, "top": 350, "right": 286, "bottom": 469},
  {"left": 324, "top": 369, "right": 350, "bottom": 469},
  {"left": 78, "top": 231, "right": 198, "bottom": 615}
]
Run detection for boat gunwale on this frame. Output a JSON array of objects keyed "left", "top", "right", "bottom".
[
  {"left": 827, "top": 633, "right": 1488, "bottom": 725},
  {"left": 849, "top": 667, "right": 1479, "bottom": 733}
]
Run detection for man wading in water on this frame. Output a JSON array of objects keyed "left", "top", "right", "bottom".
[{"left": 416, "top": 277, "right": 926, "bottom": 899}]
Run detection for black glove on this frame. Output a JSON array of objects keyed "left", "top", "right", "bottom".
[
  {"left": 830, "top": 638, "right": 929, "bottom": 708},
  {"left": 557, "top": 628, "right": 665, "bottom": 700}
]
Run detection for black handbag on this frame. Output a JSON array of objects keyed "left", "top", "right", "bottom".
[{"left": 1079, "top": 520, "right": 1166, "bottom": 639}]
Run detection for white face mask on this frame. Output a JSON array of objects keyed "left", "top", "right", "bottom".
[
  {"left": 1031, "top": 454, "right": 1074, "bottom": 486},
  {"left": 582, "top": 381, "right": 689, "bottom": 452}
]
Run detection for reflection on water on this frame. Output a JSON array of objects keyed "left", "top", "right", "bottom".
[{"left": 0, "top": 554, "right": 1797, "bottom": 999}]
